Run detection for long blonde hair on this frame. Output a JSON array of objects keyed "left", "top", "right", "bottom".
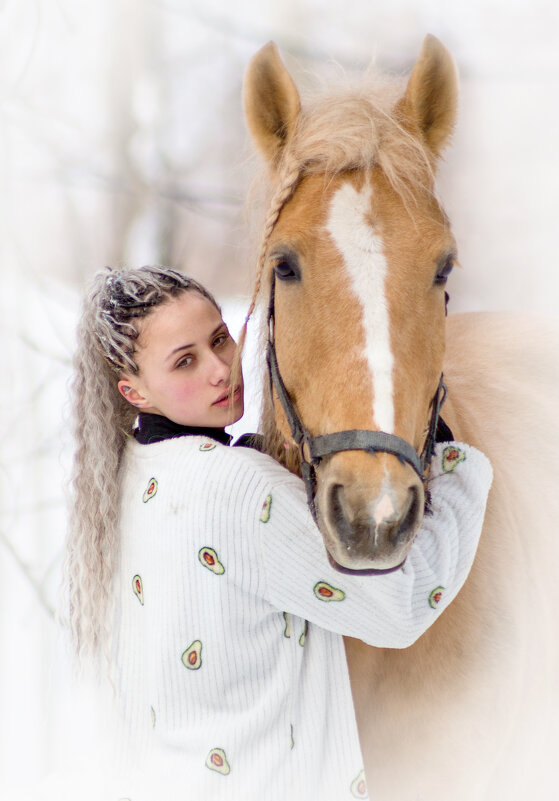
[{"left": 66, "top": 265, "right": 219, "bottom": 665}]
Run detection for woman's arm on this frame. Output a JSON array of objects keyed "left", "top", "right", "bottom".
[{"left": 256, "top": 442, "right": 492, "bottom": 648}]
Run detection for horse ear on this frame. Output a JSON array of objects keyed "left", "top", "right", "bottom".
[
  {"left": 243, "top": 41, "right": 301, "bottom": 168},
  {"left": 400, "top": 34, "right": 458, "bottom": 159}
]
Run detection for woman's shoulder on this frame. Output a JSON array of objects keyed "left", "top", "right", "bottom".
[
  {"left": 215, "top": 437, "right": 304, "bottom": 488},
  {"left": 121, "top": 435, "right": 306, "bottom": 527},
  {"left": 124, "top": 434, "right": 299, "bottom": 487}
]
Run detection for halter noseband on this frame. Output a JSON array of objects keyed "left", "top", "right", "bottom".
[{"left": 265, "top": 271, "right": 448, "bottom": 575}]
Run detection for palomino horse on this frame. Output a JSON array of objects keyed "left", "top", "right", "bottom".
[{"left": 242, "top": 36, "right": 559, "bottom": 799}]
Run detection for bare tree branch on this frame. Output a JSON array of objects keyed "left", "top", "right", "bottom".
[{"left": 0, "top": 529, "right": 56, "bottom": 619}]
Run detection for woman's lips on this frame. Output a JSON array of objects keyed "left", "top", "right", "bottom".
[{"left": 212, "top": 386, "right": 242, "bottom": 407}]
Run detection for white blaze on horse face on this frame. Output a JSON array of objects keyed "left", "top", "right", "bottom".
[
  {"left": 373, "top": 491, "right": 396, "bottom": 526},
  {"left": 326, "top": 180, "right": 395, "bottom": 433}
]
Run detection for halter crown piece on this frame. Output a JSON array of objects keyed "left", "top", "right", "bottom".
[{"left": 265, "top": 270, "right": 448, "bottom": 576}]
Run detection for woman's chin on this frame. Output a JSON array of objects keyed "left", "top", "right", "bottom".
[{"left": 226, "top": 403, "right": 245, "bottom": 426}]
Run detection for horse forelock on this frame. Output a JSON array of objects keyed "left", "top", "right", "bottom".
[{"left": 284, "top": 77, "right": 434, "bottom": 196}]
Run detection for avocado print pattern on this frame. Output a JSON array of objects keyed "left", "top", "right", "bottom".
[
  {"left": 314, "top": 581, "right": 345, "bottom": 602},
  {"left": 260, "top": 494, "right": 272, "bottom": 522},
  {"left": 299, "top": 620, "right": 309, "bottom": 647},
  {"left": 199, "top": 441, "right": 216, "bottom": 452},
  {"left": 442, "top": 445, "right": 466, "bottom": 473},
  {"left": 350, "top": 769, "right": 368, "bottom": 798},
  {"left": 198, "top": 546, "right": 225, "bottom": 575},
  {"left": 283, "top": 612, "right": 291, "bottom": 638},
  {"left": 182, "top": 640, "right": 202, "bottom": 670},
  {"left": 428, "top": 586, "right": 445, "bottom": 609},
  {"left": 206, "top": 747, "right": 230, "bottom": 775},
  {"left": 142, "top": 477, "right": 158, "bottom": 503},
  {"left": 132, "top": 574, "right": 144, "bottom": 605}
]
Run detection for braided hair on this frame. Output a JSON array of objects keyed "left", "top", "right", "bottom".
[{"left": 66, "top": 266, "right": 219, "bottom": 666}]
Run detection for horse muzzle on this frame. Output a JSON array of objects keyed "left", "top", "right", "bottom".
[{"left": 316, "top": 452, "right": 425, "bottom": 573}]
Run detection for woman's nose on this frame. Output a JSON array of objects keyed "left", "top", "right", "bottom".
[{"left": 208, "top": 351, "right": 231, "bottom": 385}]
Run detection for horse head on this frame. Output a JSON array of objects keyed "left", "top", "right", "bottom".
[{"left": 244, "top": 36, "right": 458, "bottom": 573}]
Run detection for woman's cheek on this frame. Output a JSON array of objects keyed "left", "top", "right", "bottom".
[{"left": 172, "top": 377, "right": 202, "bottom": 404}]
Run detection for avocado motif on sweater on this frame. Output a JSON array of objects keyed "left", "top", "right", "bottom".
[
  {"left": 442, "top": 445, "right": 466, "bottom": 473},
  {"left": 428, "top": 586, "right": 445, "bottom": 609},
  {"left": 199, "top": 441, "right": 216, "bottom": 452},
  {"left": 283, "top": 612, "right": 291, "bottom": 638},
  {"left": 142, "top": 477, "right": 158, "bottom": 502},
  {"left": 182, "top": 640, "right": 202, "bottom": 670},
  {"left": 299, "top": 620, "right": 309, "bottom": 647},
  {"left": 260, "top": 494, "right": 272, "bottom": 522},
  {"left": 314, "top": 581, "right": 345, "bottom": 602},
  {"left": 350, "top": 769, "right": 368, "bottom": 798},
  {"left": 198, "top": 546, "right": 225, "bottom": 575},
  {"left": 206, "top": 747, "right": 230, "bottom": 775},
  {"left": 132, "top": 574, "right": 144, "bottom": 605}
]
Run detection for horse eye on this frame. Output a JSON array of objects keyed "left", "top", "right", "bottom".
[
  {"left": 434, "top": 258, "right": 455, "bottom": 285},
  {"left": 274, "top": 259, "right": 300, "bottom": 281}
]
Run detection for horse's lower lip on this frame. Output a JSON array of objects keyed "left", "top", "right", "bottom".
[
  {"left": 326, "top": 549, "right": 406, "bottom": 576},
  {"left": 326, "top": 550, "right": 366, "bottom": 575}
]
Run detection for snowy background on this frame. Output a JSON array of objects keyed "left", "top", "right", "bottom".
[{"left": 1, "top": 0, "right": 559, "bottom": 796}]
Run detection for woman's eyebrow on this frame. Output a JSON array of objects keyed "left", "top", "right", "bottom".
[
  {"left": 165, "top": 323, "right": 226, "bottom": 362},
  {"left": 166, "top": 343, "right": 195, "bottom": 361}
]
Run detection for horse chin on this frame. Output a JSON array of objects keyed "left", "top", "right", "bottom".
[{"left": 326, "top": 547, "right": 408, "bottom": 576}]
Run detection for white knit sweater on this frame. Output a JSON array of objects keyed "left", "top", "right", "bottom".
[{"left": 110, "top": 437, "right": 492, "bottom": 801}]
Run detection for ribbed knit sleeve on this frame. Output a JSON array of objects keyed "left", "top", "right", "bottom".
[{"left": 256, "top": 442, "right": 493, "bottom": 648}]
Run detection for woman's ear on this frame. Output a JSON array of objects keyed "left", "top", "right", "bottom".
[{"left": 117, "top": 378, "right": 150, "bottom": 409}]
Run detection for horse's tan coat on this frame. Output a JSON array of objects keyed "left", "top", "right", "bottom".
[{"left": 244, "top": 37, "right": 559, "bottom": 798}]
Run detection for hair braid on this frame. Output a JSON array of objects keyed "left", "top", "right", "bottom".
[{"left": 232, "top": 158, "right": 303, "bottom": 382}]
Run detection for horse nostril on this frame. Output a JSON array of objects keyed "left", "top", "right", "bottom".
[
  {"left": 328, "top": 483, "right": 354, "bottom": 544},
  {"left": 328, "top": 483, "right": 375, "bottom": 547},
  {"left": 386, "top": 485, "right": 421, "bottom": 547}
]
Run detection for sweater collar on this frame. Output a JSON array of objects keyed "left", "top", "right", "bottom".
[{"left": 134, "top": 412, "right": 232, "bottom": 446}]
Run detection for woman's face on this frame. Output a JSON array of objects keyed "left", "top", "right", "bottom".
[{"left": 118, "top": 291, "right": 244, "bottom": 428}]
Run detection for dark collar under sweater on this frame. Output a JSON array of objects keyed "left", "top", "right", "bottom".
[
  {"left": 134, "top": 412, "right": 233, "bottom": 446},
  {"left": 134, "top": 412, "right": 266, "bottom": 452}
]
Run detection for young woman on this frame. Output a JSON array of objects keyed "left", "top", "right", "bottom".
[{"left": 66, "top": 265, "right": 492, "bottom": 801}]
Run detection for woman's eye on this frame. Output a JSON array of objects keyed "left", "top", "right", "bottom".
[
  {"left": 434, "top": 259, "right": 455, "bottom": 285},
  {"left": 273, "top": 259, "right": 300, "bottom": 281},
  {"left": 177, "top": 356, "right": 193, "bottom": 368},
  {"left": 213, "top": 333, "right": 229, "bottom": 347}
]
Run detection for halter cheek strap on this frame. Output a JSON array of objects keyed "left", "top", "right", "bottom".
[{"left": 266, "top": 272, "right": 448, "bottom": 575}]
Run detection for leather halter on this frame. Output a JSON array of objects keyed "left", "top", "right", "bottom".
[{"left": 265, "top": 271, "right": 448, "bottom": 575}]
